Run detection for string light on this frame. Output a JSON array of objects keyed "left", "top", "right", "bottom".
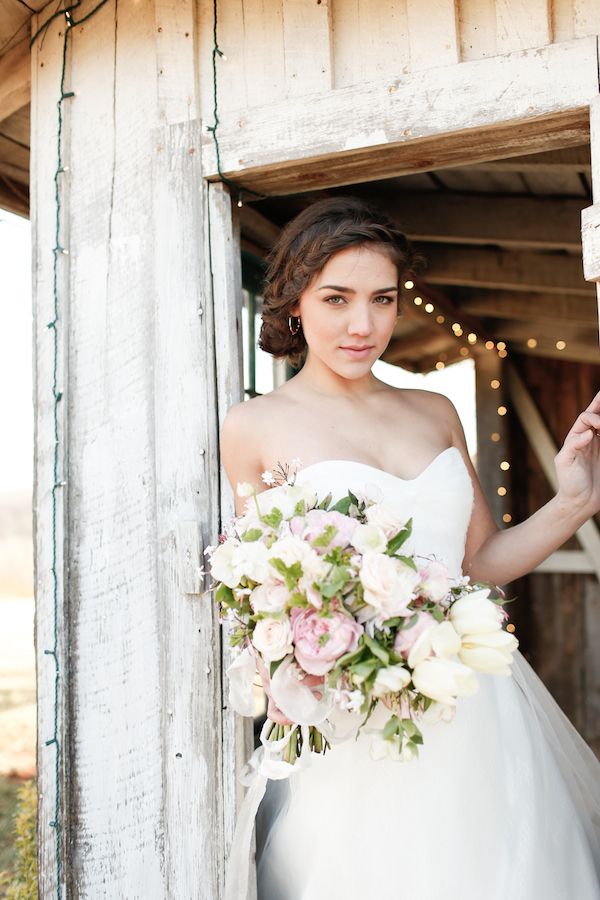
[
  {"left": 497, "top": 405, "right": 507, "bottom": 416},
  {"left": 424, "top": 302, "right": 434, "bottom": 313},
  {"left": 497, "top": 486, "right": 507, "bottom": 496},
  {"left": 527, "top": 337, "right": 537, "bottom": 348},
  {"left": 491, "top": 432, "right": 501, "bottom": 442},
  {"left": 485, "top": 340, "right": 495, "bottom": 350},
  {"left": 500, "top": 460, "right": 510, "bottom": 470},
  {"left": 413, "top": 296, "right": 423, "bottom": 306},
  {"left": 435, "top": 314, "right": 445, "bottom": 324},
  {"left": 467, "top": 332, "right": 477, "bottom": 344},
  {"left": 404, "top": 280, "right": 414, "bottom": 289},
  {"left": 490, "top": 379, "right": 500, "bottom": 389},
  {"left": 556, "top": 340, "right": 566, "bottom": 350}
]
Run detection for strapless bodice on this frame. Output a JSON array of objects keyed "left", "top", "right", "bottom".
[{"left": 294, "top": 446, "right": 474, "bottom": 579}]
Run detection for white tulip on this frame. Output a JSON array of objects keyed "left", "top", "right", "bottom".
[
  {"left": 351, "top": 523, "right": 388, "bottom": 554},
  {"left": 429, "top": 620, "right": 462, "bottom": 658},
  {"left": 448, "top": 589, "right": 504, "bottom": 636},
  {"left": 236, "top": 481, "right": 256, "bottom": 498},
  {"left": 210, "top": 540, "right": 241, "bottom": 588},
  {"left": 458, "top": 629, "right": 519, "bottom": 675},
  {"left": 421, "top": 700, "right": 456, "bottom": 724},
  {"left": 372, "top": 664, "right": 412, "bottom": 697},
  {"left": 412, "top": 656, "right": 479, "bottom": 705}
]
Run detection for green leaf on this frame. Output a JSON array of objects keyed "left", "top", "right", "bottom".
[
  {"left": 382, "top": 715, "right": 400, "bottom": 740},
  {"left": 310, "top": 523, "right": 338, "bottom": 549},
  {"left": 215, "top": 583, "right": 235, "bottom": 607},
  {"left": 362, "top": 632, "right": 390, "bottom": 664},
  {"left": 386, "top": 518, "right": 413, "bottom": 554},
  {"left": 317, "top": 492, "right": 333, "bottom": 510},
  {"left": 350, "top": 658, "right": 378, "bottom": 680},
  {"left": 334, "top": 644, "right": 366, "bottom": 668},
  {"left": 331, "top": 495, "right": 353, "bottom": 515},
  {"left": 394, "top": 554, "right": 417, "bottom": 570},
  {"left": 241, "top": 527, "right": 263, "bottom": 542},
  {"left": 261, "top": 507, "right": 283, "bottom": 529},
  {"left": 269, "top": 656, "right": 286, "bottom": 678}
]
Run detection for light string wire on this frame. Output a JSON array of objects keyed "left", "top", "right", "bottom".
[{"left": 29, "top": 2, "right": 109, "bottom": 897}]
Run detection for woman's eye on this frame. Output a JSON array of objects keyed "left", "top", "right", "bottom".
[
  {"left": 375, "top": 296, "right": 394, "bottom": 304},
  {"left": 325, "top": 296, "right": 345, "bottom": 305}
]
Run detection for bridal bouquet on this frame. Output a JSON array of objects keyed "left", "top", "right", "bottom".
[{"left": 203, "top": 461, "right": 519, "bottom": 769}]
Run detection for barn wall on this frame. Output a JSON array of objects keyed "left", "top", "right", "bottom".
[
  {"left": 197, "top": 0, "right": 600, "bottom": 118},
  {"left": 509, "top": 354, "right": 600, "bottom": 749}
]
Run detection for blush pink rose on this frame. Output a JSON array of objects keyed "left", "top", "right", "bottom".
[
  {"left": 394, "top": 610, "right": 437, "bottom": 659},
  {"left": 290, "top": 509, "right": 358, "bottom": 555},
  {"left": 291, "top": 606, "right": 364, "bottom": 675}
]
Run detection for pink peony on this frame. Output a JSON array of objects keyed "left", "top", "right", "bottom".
[
  {"left": 291, "top": 606, "right": 363, "bottom": 675},
  {"left": 290, "top": 509, "right": 358, "bottom": 555},
  {"left": 394, "top": 610, "right": 437, "bottom": 659}
]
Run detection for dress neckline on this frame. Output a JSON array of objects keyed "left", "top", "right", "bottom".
[{"left": 297, "top": 445, "right": 465, "bottom": 485}]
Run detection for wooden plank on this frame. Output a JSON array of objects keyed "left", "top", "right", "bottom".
[
  {"left": 30, "top": 9, "right": 71, "bottom": 897},
  {"left": 153, "top": 118, "right": 224, "bottom": 899},
  {"left": 282, "top": 0, "right": 333, "bottom": 95},
  {"left": 406, "top": 0, "right": 459, "bottom": 71},
  {"left": 534, "top": 551, "right": 596, "bottom": 573},
  {"left": 200, "top": 36, "right": 599, "bottom": 194},
  {"left": 331, "top": 0, "right": 410, "bottom": 89},
  {"left": 506, "top": 362, "right": 600, "bottom": 581},
  {"left": 0, "top": 36, "right": 30, "bottom": 121},
  {"left": 495, "top": 0, "right": 551, "bottom": 54},
  {"left": 424, "top": 244, "right": 594, "bottom": 295},
  {"left": 155, "top": 0, "right": 198, "bottom": 122},
  {"left": 459, "top": 291, "right": 598, "bottom": 326},
  {"left": 353, "top": 187, "right": 585, "bottom": 250},
  {"left": 207, "top": 181, "right": 257, "bottom": 898}
]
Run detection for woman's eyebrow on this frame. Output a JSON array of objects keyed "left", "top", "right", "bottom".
[{"left": 316, "top": 284, "right": 398, "bottom": 293}]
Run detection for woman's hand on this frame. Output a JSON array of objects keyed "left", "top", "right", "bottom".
[
  {"left": 554, "top": 389, "right": 600, "bottom": 516},
  {"left": 254, "top": 652, "right": 325, "bottom": 726}
]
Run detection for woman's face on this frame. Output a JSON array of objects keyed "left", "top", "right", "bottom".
[{"left": 291, "top": 244, "right": 399, "bottom": 376}]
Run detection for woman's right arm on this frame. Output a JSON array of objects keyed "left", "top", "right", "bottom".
[{"left": 220, "top": 401, "right": 265, "bottom": 516}]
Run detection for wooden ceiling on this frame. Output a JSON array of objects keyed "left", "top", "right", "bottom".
[{"left": 240, "top": 145, "right": 599, "bottom": 372}]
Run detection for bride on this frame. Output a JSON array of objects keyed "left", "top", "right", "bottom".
[{"left": 220, "top": 196, "right": 600, "bottom": 899}]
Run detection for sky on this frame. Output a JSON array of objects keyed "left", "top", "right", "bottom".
[{"left": 1, "top": 212, "right": 476, "bottom": 496}]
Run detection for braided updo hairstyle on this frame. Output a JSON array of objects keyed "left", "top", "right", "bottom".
[{"left": 258, "top": 195, "right": 426, "bottom": 369}]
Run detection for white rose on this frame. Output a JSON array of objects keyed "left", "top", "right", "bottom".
[
  {"left": 448, "top": 589, "right": 504, "bottom": 636},
  {"left": 210, "top": 540, "right": 241, "bottom": 588},
  {"left": 412, "top": 657, "right": 479, "bottom": 705},
  {"left": 458, "top": 629, "right": 519, "bottom": 675},
  {"left": 372, "top": 664, "right": 412, "bottom": 697},
  {"left": 360, "top": 552, "right": 420, "bottom": 618},
  {"left": 418, "top": 559, "right": 451, "bottom": 603},
  {"left": 365, "top": 502, "right": 405, "bottom": 539},
  {"left": 232, "top": 540, "right": 271, "bottom": 583},
  {"left": 352, "top": 482, "right": 384, "bottom": 505},
  {"left": 351, "top": 523, "right": 388, "bottom": 554},
  {"left": 252, "top": 616, "right": 294, "bottom": 662},
  {"left": 250, "top": 579, "right": 289, "bottom": 613},
  {"left": 268, "top": 535, "right": 317, "bottom": 570}
]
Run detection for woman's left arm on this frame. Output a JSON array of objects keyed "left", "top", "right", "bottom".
[{"left": 443, "top": 388, "right": 600, "bottom": 586}]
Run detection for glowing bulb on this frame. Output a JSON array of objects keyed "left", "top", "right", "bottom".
[
  {"left": 527, "top": 337, "right": 537, "bottom": 348},
  {"left": 436, "top": 314, "right": 445, "bottom": 324},
  {"left": 491, "top": 432, "right": 501, "bottom": 442},
  {"left": 404, "top": 280, "right": 414, "bottom": 289},
  {"left": 414, "top": 296, "right": 423, "bottom": 306},
  {"left": 556, "top": 340, "right": 566, "bottom": 350},
  {"left": 496, "top": 341, "right": 506, "bottom": 351},
  {"left": 497, "top": 486, "right": 507, "bottom": 496},
  {"left": 459, "top": 347, "right": 469, "bottom": 356},
  {"left": 467, "top": 332, "right": 477, "bottom": 344},
  {"left": 498, "top": 349, "right": 508, "bottom": 358},
  {"left": 490, "top": 379, "right": 500, "bottom": 389},
  {"left": 500, "top": 461, "right": 510, "bottom": 471},
  {"left": 425, "top": 303, "right": 434, "bottom": 313},
  {"left": 485, "top": 340, "right": 495, "bottom": 350},
  {"left": 497, "top": 405, "right": 507, "bottom": 416},
  {"left": 435, "top": 360, "right": 445, "bottom": 370}
]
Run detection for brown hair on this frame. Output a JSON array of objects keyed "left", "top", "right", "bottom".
[{"left": 257, "top": 195, "right": 426, "bottom": 369}]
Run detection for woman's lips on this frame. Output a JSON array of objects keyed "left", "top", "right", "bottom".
[{"left": 339, "top": 345, "right": 374, "bottom": 359}]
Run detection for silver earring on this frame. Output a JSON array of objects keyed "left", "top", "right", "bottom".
[{"left": 288, "top": 315, "right": 301, "bottom": 335}]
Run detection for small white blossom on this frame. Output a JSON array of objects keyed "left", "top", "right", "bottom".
[
  {"left": 291, "top": 457, "right": 302, "bottom": 467},
  {"left": 261, "top": 470, "right": 276, "bottom": 486}
]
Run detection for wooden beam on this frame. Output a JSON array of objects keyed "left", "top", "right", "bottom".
[
  {"left": 458, "top": 291, "right": 598, "bottom": 326},
  {"left": 534, "top": 551, "right": 596, "bottom": 574},
  {"left": 465, "top": 146, "right": 591, "bottom": 174},
  {"left": 423, "top": 244, "right": 594, "bottom": 295},
  {"left": 358, "top": 189, "right": 585, "bottom": 251},
  {"left": 506, "top": 362, "right": 600, "bottom": 582},
  {"left": 475, "top": 353, "right": 510, "bottom": 533},
  {"left": 200, "top": 36, "right": 599, "bottom": 194},
  {"left": 0, "top": 37, "right": 30, "bottom": 122}
]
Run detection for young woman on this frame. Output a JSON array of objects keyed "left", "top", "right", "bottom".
[{"left": 220, "top": 196, "right": 600, "bottom": 899}]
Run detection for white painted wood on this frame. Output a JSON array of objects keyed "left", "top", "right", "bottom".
[
  {"left": 282, "top": 0, "right": 333, "bottom": 95},
  {"left": 406, "top": 0, "right": 459, "bottom": 71},
  {"left": 583, "top": 93, "right": 600, "bottom": 343},
  {"left": 154, "top": 0, "right": 198, "bottom": 122},
  {"left": 207, "top": 180, "right": 257, "bottom": 898},
  {"left": 534, "top": 551, "right": 596, "bottom": 573},
  {"left": 200, "top": 36, "right": 599, "bottom": 186},
  {"left": 30, "top": 8, "right": 71, "bottom": 897},
  {"left": 495, "top": 0, "right": 551, "bottom": 54},
  {"left": 506, "top": 362, "right": 600, "bottom": 582},
  {"left": 331, "top": 0, "right": 410, "bottom": 89},
  {"left": 153, "top": 118, "right": 224, "bottom": 898}
]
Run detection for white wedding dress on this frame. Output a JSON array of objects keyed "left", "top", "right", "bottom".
[{"left": 231, "top": 448, "right": 600, "bottom": 899}]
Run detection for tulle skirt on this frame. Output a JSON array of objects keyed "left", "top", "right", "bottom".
[{"left": 255, "top": 650, "right": 600, "bottom": 899}]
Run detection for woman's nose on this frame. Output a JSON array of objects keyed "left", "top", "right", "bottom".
[{"left": 347, "top": 305, "right": 373, "bottom": 335}]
